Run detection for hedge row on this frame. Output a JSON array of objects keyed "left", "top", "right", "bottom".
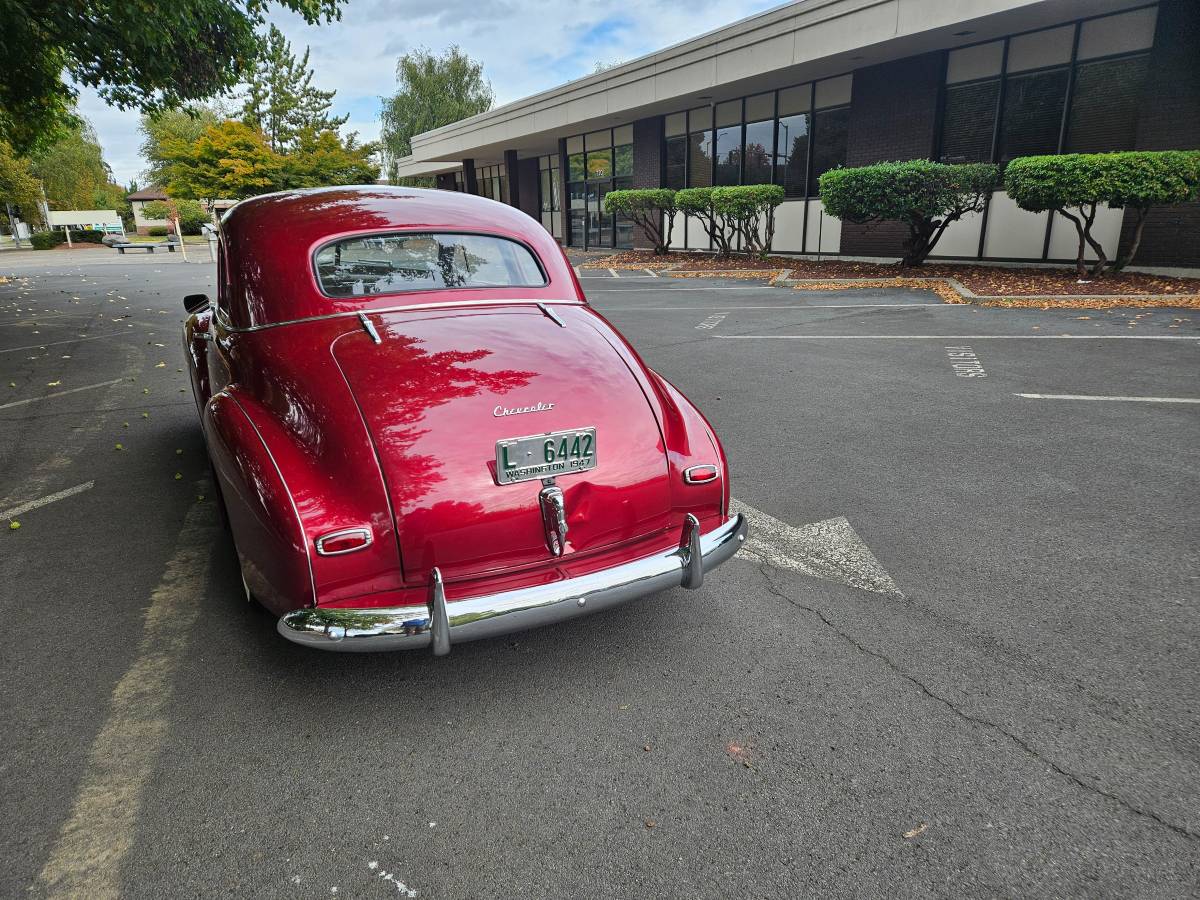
[
  {"left": 605, "top": 184, "right": 786, "bottom": 256},
  {"left": 818, "top": 150, "right": 1199, "bottom": 274},
  {"left": 28, "top": 229, "right": 110, "bottom": 250}
]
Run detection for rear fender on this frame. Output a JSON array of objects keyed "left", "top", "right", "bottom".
[
  {"left": 205, "top": 389, "right": 405, "bottom": 614},
  {"left": 645, "top": 370, "right": 728, "bottom": 521}
]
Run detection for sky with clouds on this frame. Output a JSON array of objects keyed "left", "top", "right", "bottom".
[{"left": 77, "top": 0, "right": 782, "bottom": 186}]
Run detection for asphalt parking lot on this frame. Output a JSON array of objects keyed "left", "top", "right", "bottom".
[{"left": 2, "top": 249, "right": 1198, "bottom": 898}]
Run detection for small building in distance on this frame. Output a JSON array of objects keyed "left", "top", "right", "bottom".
[{"left": 127, "top": 187, "right": 236, "bottom": 234}]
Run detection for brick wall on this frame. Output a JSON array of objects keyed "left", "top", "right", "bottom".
[
  {"left": 631, "top": 116, "right": 664, "bottom": 250},
  {"left": 1118, "top": 0, "right": 1200, "bottom": 268},
  {"left": 839, "top": 51, "right": 944, "bottom": 257}
]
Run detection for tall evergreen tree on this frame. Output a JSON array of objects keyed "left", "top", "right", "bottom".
[
  {"left": 380, "top": 46, "right": 494, "bottom": 182},
  {"left": 241, "top": 25, "right": 347, "bottom": 152}
]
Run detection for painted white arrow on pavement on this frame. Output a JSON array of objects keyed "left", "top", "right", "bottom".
[{"left": 732, "top": 498, "right": 904, "bottom": 598}]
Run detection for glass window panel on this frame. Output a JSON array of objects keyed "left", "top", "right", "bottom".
[
  {"left": 939, "top": 79, "right": 1000, "bottom": 163},
  {"left": 568, "top": 152, "right": 586, "bottom": 182},
  {"left": 540, "top": 170, "right": 552, "bottom": 212},
  {"left": 664, "top": 136, "right": 686, "bottom": 190},
  {"left": 566, "top": 135, "right": 583, "bottom": 154},
  {"left": 778, "top": 85, "right": 810, "bottom": 116},
  {"left": 689, "top": 106, "right": 713, "bottom": 131},
  {"left": 1007, "top": 25, "right": 1073, "bottom": 73},
  {"left": 715, "top": 125, "right": 743, "bottom": 186},
  {"left": 585, "top": 129, "right": 612, "bottom": 150},
  {"left": 568, "top": 182, "right": 586, "bottom": 246},
  {"left": 774, "top": 112, "right": 809, "bottom": 198},
  {"left": 613, "top": 176, "right": 634, "bottom": 248},
  {"left": 746, "top": 92, "right": 774, "bottom": 122},
  {"left": 946, "top": 41, "right": 1004, "bottom": 84},
  {"left": 998, "top": 68, "right": 1069, "bottom": 162},
  {"left": 1065, "top": 55, "right": 1149, "bottom": 153},
  {"left": 715, "top": 100, "right": 741, "bottom": 128},
  {"left": 614, "top": 143, "right": 633, "bottom": 177},
  {"left": 665, "top": 112, "right": 687, "bottom": 137},
  {"left": 744, "top": 119, "right": 774, "bottom": 185},
  {"left": 815, "top": 74, "right": 852, "bottom": 109},
  {"left": 315, "top": 233, "right": 546, "bottom": 297},
  {"left": 1078, "top": 7, "right": 1157, "bottom": 60},
  {"left": 811, "top": 106, "right": 850, "bottom": 192},
  {"left": 613, "top": 123, "right": 633, "bottom": 146},
  {"left": 687, "top": 130, "right": 713, "bottom": 187},
  {"left": 586, "top": 149, "right": 612, "bottom": 180}
]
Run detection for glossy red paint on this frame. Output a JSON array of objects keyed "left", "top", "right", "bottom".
[{"left": 184, "top": 186, "right": 729, "bottom": 618}]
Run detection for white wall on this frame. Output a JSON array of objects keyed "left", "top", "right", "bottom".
[
  {"left": 804, "top": 200, "right": 841, "bottom": 254},
  {"left": 982, "top": 191, "right": 1048, "bottom": 259},
  {"left": 1046, "top": 205, "right": 1123, "bottom": 262}
]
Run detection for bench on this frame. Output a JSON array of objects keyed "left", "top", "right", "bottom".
[{"left": 113, "top": 243, "right": 155, "bottom": 254}]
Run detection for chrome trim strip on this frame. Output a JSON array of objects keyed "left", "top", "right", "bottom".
[
  {"left": 219, "top": 298, "right": 585, "bottom": 334},
  {"left": 226, "top": 392, "right": 318, "bottom": 608},
  {"left": 314, "top": 526, "right": 374, "bottom": 556},
  {"left": 277, "top": 513, "right": 747, "bottom": 653},
  {"left": 357, "top": 311, "right": 382, "bottom": 344},
  {"left": 537, "top": 302, "right": 565, "bottom": 327}
]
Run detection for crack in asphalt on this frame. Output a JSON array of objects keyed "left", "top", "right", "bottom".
[{"left": 753, "top": 560, "right": 1199, "bottom": 843}]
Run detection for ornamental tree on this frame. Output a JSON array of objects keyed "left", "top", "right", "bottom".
[
  {"left": 160, "top": 121, "right": 285, "bottom": 204},
  {"left": 1102, "top": 151, "right": 1200, "bottom": 269},
  {"left": 603, "top": 189, "right": 677, "bottom": 254},
  {"left": 713, "top": 184, "right": 785, "bottom": 256},
  {"left": 676, "top": 187, "right": 732, "bottom": 256},
  {"left": 819, "top": 160, "right": 998, "bottom": 267}
]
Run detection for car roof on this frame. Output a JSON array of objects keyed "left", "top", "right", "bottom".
[{"left": 217, "top": 186, "right": 579, "bottom": 328}]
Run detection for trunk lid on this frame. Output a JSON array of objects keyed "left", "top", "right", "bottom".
[{"left": 332, "top": 304, "right": 673, "bottom": 583}]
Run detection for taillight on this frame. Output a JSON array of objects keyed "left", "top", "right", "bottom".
[
  {"left": 683, "top": 464, "right": 719, "bottom": 485},
  {"left": 315, "top": 527, "right": 373, "bottom": 556}
]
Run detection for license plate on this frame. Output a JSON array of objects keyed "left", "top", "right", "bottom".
[{"left": 495, "top": 427, "right": 597, "bottom": 485}]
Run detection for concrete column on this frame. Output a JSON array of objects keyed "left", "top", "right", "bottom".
[
  {"left": 462, "top": 158, "right": 478, "bottom": 195},
  {"left": 557, "top": 138, "right": 570, "bottom": 245},
  {"left": 503, "top": 149, "right": 520, "bottom": 208}
]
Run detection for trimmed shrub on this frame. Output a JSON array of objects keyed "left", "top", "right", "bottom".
[
  {"left": 68, "top": 229, "right": 105, "bottom": 244},
  {"left": 143, "top": 198, "right": 208, "bottom": 235},
  {"left": 713, "top": 184, "right": 785, "bottom": 256},
  {"left": 676, "top": 187, "right": 731, "bottom": 256},
  {"left": 147, "top": 226, "right": 169, "bottom": 237},
  {"left": 1005, "top": 151, "right": 1200, "bottom": 276},
  {"left": 1102, "top": 151, "right": 1200, "bottom": 269},
  {"left": 29, "top": 231, "right": 63, "bottom": 250},
  {"left": 819, "top": 160, "right": 998, "bottom": 267},
  {"left": 604, "top": 189, "right": 677, "bottom": 254}
]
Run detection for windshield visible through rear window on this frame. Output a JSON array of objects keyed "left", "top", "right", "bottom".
[{"left": 314, "top": 232, "right": 546, "bottom": 298}]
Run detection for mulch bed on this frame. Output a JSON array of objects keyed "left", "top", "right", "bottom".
[{"left": 582, "top": 250, "right": 1200, "bottom": 299}]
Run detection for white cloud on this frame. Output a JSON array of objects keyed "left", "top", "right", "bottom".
[{"left": 81, "top": 0, "right": 780, "bottom": 185}]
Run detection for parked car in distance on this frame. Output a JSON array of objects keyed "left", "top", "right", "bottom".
[{"left": 183, "top": 186, "right": 746, "bottom": 653}]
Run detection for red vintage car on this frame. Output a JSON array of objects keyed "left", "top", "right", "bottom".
[{"left": 183, "top": 186, "right": 746, "bottom": 653}]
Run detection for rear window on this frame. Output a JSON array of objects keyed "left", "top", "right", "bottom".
[{"left": 314, "top": 232, "right": 546, "bottom": 298}]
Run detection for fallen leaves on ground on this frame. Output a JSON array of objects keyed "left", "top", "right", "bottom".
[
  {"left": 904, "top": 823, "right": 929, "bottom": 839},
  {"left": 580, "top": 250, "right": 1200, "bottom": 298}
]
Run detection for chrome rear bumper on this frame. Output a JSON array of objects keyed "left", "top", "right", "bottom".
[{"left": 277, "top": 513, "right": 747, "bottom": 653}]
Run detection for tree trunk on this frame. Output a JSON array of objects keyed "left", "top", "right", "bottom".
[
  {"left": 1114, "top": 206, "right": 1149, "bottom": 271},
  {"left": 1057, "top": 208, "right": 1088, "bottom": 278},
  {"left": 1082, "top": 204, "right": 1109, "bottom": 278}
]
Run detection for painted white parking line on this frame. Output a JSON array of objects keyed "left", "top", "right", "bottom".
[
  {"left": 34, "top": 489, "right": 219, "bottom": 899},
  {"left": 1015, "top": 393, "right": 1200, "bottom": 403},
  {"left": 714, "top": 334, "right": 1200, "bottom": 341},
  {"left": 0, "top": 331, "right": 142, "bottom": 354},
  {"left": 0, "top": 378, "right": 125, "bottom": 410},
  {"left": 1, "top": 481, "right": 94, "bottom": 520},
  {"left": 596, "top": 303, "right": 953, "bottom": 310},
  {"left": 644, "top": 268, "right": 659, "bottom": 277},
  {"left": 608, "top": 268, "right": 620, "bottom": 278}
]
